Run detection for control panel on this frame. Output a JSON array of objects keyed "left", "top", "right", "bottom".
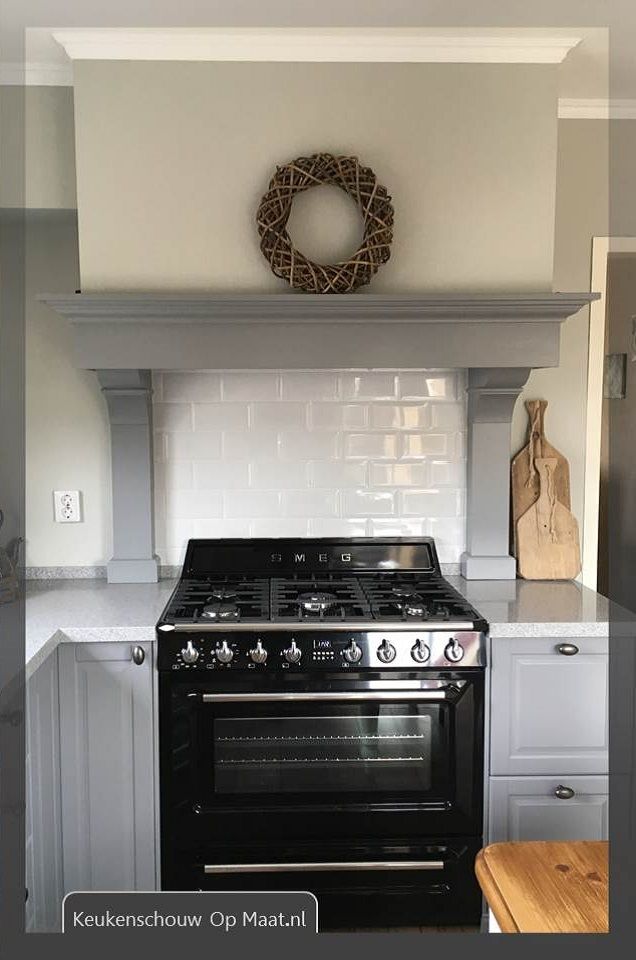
[{"left": 159, "top": 630, "right": 485, "bottom": 672}]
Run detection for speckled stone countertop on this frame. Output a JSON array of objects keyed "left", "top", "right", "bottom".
[
  {"left": 26, "top": 579, "right": 176, "bottom": 676},
  {"left": 25, "top": 576, "right": 630, "bottom": 676}
]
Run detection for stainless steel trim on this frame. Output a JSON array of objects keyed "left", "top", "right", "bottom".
[
  {"left": 204, "top": 860, "right": 445, "bottom": 874},
  {"left": 202, "top": 688, "right": 458, "bottom": 703},
  {"left": 171, "top": 621, "right": 477, "bottom": 632}
]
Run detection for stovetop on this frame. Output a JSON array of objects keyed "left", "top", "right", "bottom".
[
  {"left": 161, "top": 571, "right": 477, "bottom": 627},
  {"left": 156, "top": 539, "right": 487, "bottom": 672}
]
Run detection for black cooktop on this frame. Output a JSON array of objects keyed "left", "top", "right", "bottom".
[{"left": 158, "top": 538, "right": 482, "bottom": 629}]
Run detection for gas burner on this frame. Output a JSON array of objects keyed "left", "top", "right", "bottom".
[
  {"left": 391, "top": 585, "right": 419, "bottom": 599},
  {"left": 401, "top": 600, "right": 430, "bottom": 618},
  {"left": 201, "top": 601, "right": 240, "bottom": 621},
  {"left": 207, "top": 585, "right": 238, "bottom": 601},
  {"left": 297, "top": 591, "right": 338, "bottom": 614}
]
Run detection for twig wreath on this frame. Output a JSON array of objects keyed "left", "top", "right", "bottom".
[{"left": 256, "top": 153, "right": 394, "bottom": 294}]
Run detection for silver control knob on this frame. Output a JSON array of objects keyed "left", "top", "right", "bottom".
[
  {"left": 215, "top": 640, "right": 234, "bottom": 664},
  {"left": 343, "top": 639, "right": 363, "bottom": 664},
  {"left": 283, "top": 640, "right": 302, "bottom": 664},
  {"left": 444, "top": 638, "right": 465, "bottom": 663},
  {"left": 181, "top": 640, "right": 199, "bottom": 664},
  {"left": 249, "top": 639, "right": 268, "bottom": 664},
  {"left": 411, "top": 639, "right": 431, "bottom": 664},
  {"left": 377, "top": 638, "right": 396, "bottom": 664}
]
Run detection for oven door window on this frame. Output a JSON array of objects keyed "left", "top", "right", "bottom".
[{"left": 211, "top": 704, "right": 446, "bottom": 797}]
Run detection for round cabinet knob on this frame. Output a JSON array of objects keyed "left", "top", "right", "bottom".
[
  {"left": 343, "top": 639, "right": 363, "bottom": 664},
  {"left": 181, "top": 640, "right": 199, "bottom": 664},
  {"left": 554, "top": 784, "right": 575, "bottom": 800},
  {"left": 557, "top": 643, "right": 580, "bottom": 656},
  {"left": 444, "top": 638, "right": 464, "bottom": 663},
  {"left": 283, "top": 640, "right": 302, "bottom": 664},
  {"left": 215, "top": 640, "right": 234, "bottom": 664},
  {"left": 249, "top": 640, "right": 268, "bottom": 664},
  {"left": 377, "top": 638, "right": 396, "bottom": 664},
  {"left": 411, "top": 639, "right": 431, "bottom": 664}
]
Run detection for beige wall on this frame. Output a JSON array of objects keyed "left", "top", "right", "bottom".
[
  {"left": 0, "top": 86, "right": 77, "bottom": 209},
  {"left": 512, "top": 119, "right": 609, "bottom": 556},
  {"left": 72, "top": 61, "right": 558, "bottom": 293}
]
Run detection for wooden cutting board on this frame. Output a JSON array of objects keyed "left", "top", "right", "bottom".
[
  {"left": 511, "top": 400, "right": 570, "bottom": 555},
  {"left": 475, "top": 841, "right": 608, "bottom": 934},
  {"left": 517, "top": 458, "right": 581, "bottom": 580}
]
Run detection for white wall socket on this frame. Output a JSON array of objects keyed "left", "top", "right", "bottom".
[{"left": 53, "top": 490, "right": 82, "bottom": 523}]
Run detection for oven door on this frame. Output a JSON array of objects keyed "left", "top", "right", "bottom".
[{"left": 160, "top": 673, "right": 483, "bottom": 844}]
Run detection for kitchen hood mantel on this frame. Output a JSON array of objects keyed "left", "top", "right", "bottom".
[
  {"left": 39, "top": 292, "right": 598, "bottom": 584},
  {"left": 39, "top": 292, "right": 595, "bottom": 371}
]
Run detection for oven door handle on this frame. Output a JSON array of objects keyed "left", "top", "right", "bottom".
[
  {"left": 204, "top": 860, "right": 445, "bottom": 874},
  {"left": 201, "top": 687, "right": 462, "bottom": 704}
]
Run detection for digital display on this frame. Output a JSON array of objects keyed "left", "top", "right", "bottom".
[{"left": 315, "top": 638, "right": 332, "bottom": 649}]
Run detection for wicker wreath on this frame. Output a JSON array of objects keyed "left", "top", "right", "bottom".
[{"left": 256, "top": 153, "right": 394, "bottom": 294}]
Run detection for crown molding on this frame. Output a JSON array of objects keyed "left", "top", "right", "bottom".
[
  {"left": 51, "top": 28, "right": 581, "bottom": 64},
  {"left": 0, "top": 60, "right": 73, "bottom": 86},
  {"left": 558, "top": 98, "right": 636, "bottom": 120}
]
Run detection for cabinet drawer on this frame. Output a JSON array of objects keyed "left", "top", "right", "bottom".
[
  {"left": 490, "top": 636, "right": 608, "bottom": 775},
  {"left": 488, "top": 776, "right": 608, "bottom": 843}
]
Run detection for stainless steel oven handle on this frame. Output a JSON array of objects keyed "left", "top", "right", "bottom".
[
  {"left": 204, "top": 860, "right": 444, "bottom": 874},
  {"left": 202, "top": 688, "right": 460, "bottom": 703}
]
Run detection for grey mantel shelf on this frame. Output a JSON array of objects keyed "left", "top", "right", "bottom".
[
  {"left": 38, "top": 291, "right": 598, "bottom": 584},
  {"left": 39, "top": 292, "right": 597, "bottom": 371}
]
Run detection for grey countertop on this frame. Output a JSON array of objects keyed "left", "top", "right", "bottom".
[{"left": 24, "top": 575, "right": 628, "bottom": 675}]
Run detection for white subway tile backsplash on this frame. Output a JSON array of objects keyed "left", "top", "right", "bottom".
[
  {"left": 279, "top": 431, "right": 339, "bottom": 460},
  {"left": 310, "top": 461, "right": 367, "bottom": 489},
  {"left": 341, "top": 372, "right": 397, "bottom": 399},
  {"left": 370, "top": 462, "right": 428, "bottom": 487},
  {"left": 400, "top": 489, "right": 462, "bottom": 518},
  {"left": 281, "top": 373, "right": 339, "bottom": 400},
  {"left": 282, "top": 490, "right": 338, "bottom": 518},
  {"left": 344, "top": 433, "right": 398, "bottom": 460},
  {"left": 193, "top": 461, "right": 250, "bottom": 489},
  {"left": 222, "top": 372, "right": 279, "bottom": 400},
  {"left": 162, "top": 371, "right": 221, "bottom": 402},
  {"left": 250, "top": 402, "right": 307, "bottom": 430},
  {"left": 166, "top": 432, "right": 222, "bottom": 460},
  {"left": 310, "top": 403, "right": 367, "bottom": 430},
  {"left": 398, "top": 371, "right": 460, "bottom": 400},
  {"left": 166, "top": 489, "right": 223, "bottom": 520},
  {"left": 223, "top": 431, "right": 279, "bottom": 459},
  {"left": 153, "top": 369, "right": 467, "bottom": 563},
  {"left": 251, "top": 461, "right": 308, "bottom": 490},
  {"left": 370, "top": 404, "right": 431, "bottom": 430},
  {"left": 342, "top": 490, "right": 395, "bottom": 517},
  {"left": 309, "top": 518, "right": 368, "bottom": 537},
  {"left": 194, "top": 402, "right": 249, "bottom": 430},
  {"left": 224, "top": 490, "right": 281, "bottom": 519}
]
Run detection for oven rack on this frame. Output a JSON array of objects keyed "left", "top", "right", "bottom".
[
  {"left": 217, "top": 733, "right": 426, "bottom": 742},
  {"left": 216, "top": 755, "right": 425, "bottom": 764}
]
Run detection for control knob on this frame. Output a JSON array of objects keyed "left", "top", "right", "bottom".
[
  {"left": 411, "top": 638, "right": 431, "bottom": 664},
  {"left": 444, "top": 638, "right": 465, "bottom": 663},
  {"left": 343, "top": 639, "right": 363, "bottom": 664},
  {"left": 181, "top": 640, "right": 199, "bottom": 664},
  {"left": 283, "top": 640, "right": 302, "bottom": 664},
  {"left": 215, "top": 640, "right": 234, "bottom": 664},
  {"left": 249, "top": 639, "right": 268, "bottom": 664},
  {"left": 377, "top": 638, "right": 397, "bottom": 664}
]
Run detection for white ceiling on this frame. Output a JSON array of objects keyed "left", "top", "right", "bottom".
[{"left": 0, "top": 1, "right": 633, "bottom": 99}]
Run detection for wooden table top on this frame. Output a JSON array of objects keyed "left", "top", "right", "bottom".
[{"left": 475, "top": 841, "right": 608, "bottom": 934}]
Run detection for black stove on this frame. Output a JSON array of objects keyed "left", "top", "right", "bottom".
[{"left": 157, "top": 538, "right": 487, "bottom": 929}]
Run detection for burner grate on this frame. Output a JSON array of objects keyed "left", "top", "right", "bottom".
[
  {"left": 169, "top": 576, "right": 270, "bottom": 623},
  {"left": 358, "top": 574, "right": 475, "bottom": 623},
  {"left": 271, "top": 575, "right": 371, "bottom": 622}
]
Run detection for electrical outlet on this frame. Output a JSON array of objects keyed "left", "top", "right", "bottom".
[{"left": 53, "top": 490, "right": 82, "bottom": 523}]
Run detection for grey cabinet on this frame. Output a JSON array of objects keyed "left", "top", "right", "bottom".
[
  {"left": 58, "top": 642, "right": 157, "bottom": 892},
  {"left": 488, "top": 776, "right": 609, "bottom": 842},
  {"left": 490, "top": 636, "right": 608, "bottom": 776},
  {"left": 26, "top": 651, "right": 64, "bottom": 932}
]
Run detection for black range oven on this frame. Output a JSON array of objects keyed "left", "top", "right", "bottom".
[{"left": 158, "top": 539, "right": 487, "bottom": 929}]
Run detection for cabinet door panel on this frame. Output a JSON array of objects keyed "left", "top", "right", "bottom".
[
  {"left": 59, "top": 642, "right": 156, "bottom": 892},
  {"left": 488, "top": 776, "right": 608, "bottom": 843},
  {"left": 490, "top": 637, "right": 608, "bottom": 775}
]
